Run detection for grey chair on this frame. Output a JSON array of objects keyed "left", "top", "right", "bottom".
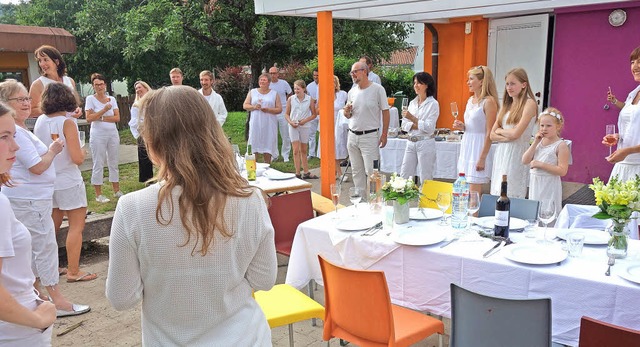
[
  {"left": 478, "top": 194, "right": 540, "bottom": 221},
  {"left": 450, "top": 283, "right": 552, "bottom": 347}
]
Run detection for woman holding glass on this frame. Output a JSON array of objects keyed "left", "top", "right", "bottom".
[
  {"left": 605, "top": 46, "right": 640, "bottom": 181},
  {"left": 285, "top": 80, "right": 317, "bottom": 179},
  {"left": 453, "top": 65, "right": 499, "bottom": 196},
  {"left": 400, "top": 72, "right": 439, "bottom": 184},
  {"left": 243, "top": 73, "right": 282, "bottom": 164},
  {"left": 85, "top": 73, "right": 121, "bottom": 203},
  {"left": 128, "top": 80, "right": 153, "bottom": 183},
  {"left": 106, "top": 86, "right": 277, "bottom": 345}
]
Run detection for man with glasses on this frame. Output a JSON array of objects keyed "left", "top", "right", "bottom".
[
  {"left": 307, "top": 68, "right": 320, "bottom": 158},
  {"left": 343, "top": 61, "right": 390, "bottom": 194},
  {"left": 198, "top": 70, "right": 227, "bottom": 126},
  {"left": 268, "top": 66, "right": 292, "bottom": 162}
]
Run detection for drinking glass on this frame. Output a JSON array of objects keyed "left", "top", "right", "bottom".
[
  {"left": 49, "top": 123, "right": 59, "bottom": 141},
  {"left": 401, "top": 98, "right": 409, "bottom": 113},
  {"left": 331, "top": 184, "right": 342, "bottom": 219},
  {"left": 568, "top": 233, "right": 585, "bottom": 257},
  {"left": 525, "top": 219, "right": 538, "bottom": 238},
  {"left": 605, "top": 124, "right": 616, "bottom": 156},
  {"left": 537, "top": 200, "right": 557, "bottom": 245},
  {"left": 78, "top": 130, "right": 85, "bottom": 148},
  {"left": 436, "top": 192, "right": 451, "bottom": 225},
  {"left": 466, "top": 191, "right": 480, "bottom": 230},
  {"left": 231, "top": 144, "right": 242, "bottom": 171},
  {"left": 349, "top": 187, "right": 363, "bottom": 217},
  {"left": 450, "top": 102, "right": 459, "bottom": 121}
]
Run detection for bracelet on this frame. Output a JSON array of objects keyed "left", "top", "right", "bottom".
[{"left": 611, "top": 98, "right": 618, "bottom": 105}]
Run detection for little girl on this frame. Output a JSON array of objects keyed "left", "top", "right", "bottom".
[{"left": 522, "top": 107, "right": 570, "bottom": 216}]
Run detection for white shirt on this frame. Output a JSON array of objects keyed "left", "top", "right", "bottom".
[
  {"left": 3, "top": 127, "right": 55, "bottom": 200},
  {"left": 85, "top": 95, "right": 119, "bottom": 134},
  {"left": 307, "top": 81, "right": 318, "bottom": 100},
  {"left": 269, "top": 79, "right": 292, "bottom": 113},
  {"left": 347, "top": 82, "right": 389, "bottom": 131},
  {"left": 198, "top": 88, "right": 228, "bottom": 126},
  {"left": 401, "top": 96, "right": 439, "bottom": 136},
  {"left": 128, "top": 106, "right": 142, "bottom": 139},
  {"left": 33, "top": 115, "right": 83, "bottom": 190},
  {"left": 618, "top": 84, "right": 640, "bottom": 164},
  {"left": 289, "top": 94, "right": 312, "bottom": 122},
  {"left": 368, "top": 71, "right": 381, "bottom": 84}
]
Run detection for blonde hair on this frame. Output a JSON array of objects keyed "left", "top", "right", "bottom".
[
  {"left": 0, "top": 79, "right": 28, "bottom": 103},
  {"left": 140, "top": 86, "right": 253, "bottom": 255},
  {"left": 333, "top": 75, "right": 341, "bottom": 92},
  {"left": 132, "top": 80, "right": 151, "bottom": 108},
  {"left": 199, "top": 70, "right": 214, "bottom": 79},
  {"left": 538, "top": 106, "right": 564, "bottom": 134},
  {"left": 169, "top": 67, "right": 183, "bottom": 75},
  {"left": 497, "top": 68, "right": 536, "bottom": 125},
  {"left": 0, "top": 103, "right": 15, "bottom": 186},
  {"left": 468, "top": 65, "right": 499, "bottom": 106},
  {"left": 293, "top": 79, "right": 306, "bottom": 91}
]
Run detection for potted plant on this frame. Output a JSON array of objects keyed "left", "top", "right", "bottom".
[{"left": 381, "top": 173, "right": 420, "bottom": 224}]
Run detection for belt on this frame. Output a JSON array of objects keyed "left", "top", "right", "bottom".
[
  {"left": 408, "top": 135, "right": 433, "bottom": 142},
  {"left": 349, "top": 128, "right": 378, "bottom": 135}
]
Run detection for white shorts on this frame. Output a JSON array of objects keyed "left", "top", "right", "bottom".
[
  {"left": 289, "top": 124, "right": 311, "bottom": 143},
  {"left": 52, "top": 183, "right": 88, "bottom": 210}
]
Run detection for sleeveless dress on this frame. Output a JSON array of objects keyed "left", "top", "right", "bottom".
[
  {"left": 490, "top": 112, "right": 535, "bottom": 198},
  {"left": 529, "top": 139, "right": 563, "bottom": 216},
  {"left": 38, "top": 76, "right": 77, "bottom": 120},
  {"left": 248, "top": 89, "right": 278, "bottom": 156},
  {"left": 458, "top": 98, "right": 490, "bottom": 184},
  {"left": 609, "top": 85, "right": 640, "bottom": 182}
]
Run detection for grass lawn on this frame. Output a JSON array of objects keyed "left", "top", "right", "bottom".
[{"left": 83, "top": 112, "right": 319, "bottom": 214}]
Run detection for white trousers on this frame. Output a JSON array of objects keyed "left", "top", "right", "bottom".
[
  {"left": 276, "top": 114, "right": 291, "bottom": 160},
  {"left": 400, "top": 139, "right": 436, "bottom": 184},
  {"left": 307, "top": 118, "right": 319, "bottom": 157},
  {"left": 347, "top": 131, "right": 380, "bottom": 194},
  {"left": 90, "top": 130, "right": 120, "bottom": 185}
]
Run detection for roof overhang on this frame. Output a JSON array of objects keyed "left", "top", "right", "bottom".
[
  {"left": 0, "top": 24, "right": 76, "bottom": 54},
  {"left": 254, "top": 0, "right": 635, "bottom": 23}
]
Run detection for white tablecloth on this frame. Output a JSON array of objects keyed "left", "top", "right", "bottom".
[
  {"left": 388, "top": 107, "right": 399, "bottom": 129},
  {"left": 286, "top": 208, "right": 640, "bottom": 346},
  {"left": 243, "top": 168, "right": 311, "bottom": 194}
]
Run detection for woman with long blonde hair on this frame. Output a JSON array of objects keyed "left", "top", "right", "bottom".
[
  {"left": 106, "top": 86, "right": 277, "bottom": 345},
  {"left": 127, "top": 80, "right": 153, "bottom": 182},
  {"left": 489, "top": 67, "right": 538, "bottom": 198}
]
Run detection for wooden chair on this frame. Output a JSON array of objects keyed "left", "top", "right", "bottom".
[
  {"left": 477, "top": 194, "right": 540, "bottom": 221},
  {"left": 268, "top": 190, "right": 315, "bottom": 256},
  {"left": 578, "top": 316, "right": 640, "bottom": 347},
  {"left": 419, "top": 180, "right": 453, "bottom": 214},
  {"left": 318, "top": 255, "right": 444, "bottom": 347}
]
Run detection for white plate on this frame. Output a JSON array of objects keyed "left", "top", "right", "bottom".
[
  {"left": 263, "top": 171, "right": 295, "bottom": 180},
  {"left": 555, "top": 228, "right": 610, "bottom": 245},
  {"left": 257, "top": 163, "right": 270, "bottom": 170},
  {"left": 409, "top": 208, "right": 443, "bottom": 220},
  {"left": 335, "top": 218, "right": 380, "bottom": 232},
  {"left": 475, "top": 216, "right": 528, "bottom": 231},
  {"left": 618, "top": 264, "right": 640, "bottom": 285},
  {"left": 391, "top": 229, "right": 447, "bottom": 246},
  {"left": 503, "top": 245, "right": 568, "bottom": 265}
]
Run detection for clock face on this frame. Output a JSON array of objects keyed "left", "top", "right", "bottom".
[{"left": 609, "top": 9, "right": 627, "bottom": 27}]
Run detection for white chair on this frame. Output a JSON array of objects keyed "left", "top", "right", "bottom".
[{"left": 557, "top": 204, "right": 639, "bottom": 240}]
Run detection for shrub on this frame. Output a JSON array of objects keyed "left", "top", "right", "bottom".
[
  {"left": 380, "top": 66, "right": 416, "bottom": 101},
  {"left": 215, "top": 66, "right": 251, "bottom": 111}
]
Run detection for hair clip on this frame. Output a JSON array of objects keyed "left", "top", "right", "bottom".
[{"left": 538, "top": 111, "right": 562, "bottom": 121}]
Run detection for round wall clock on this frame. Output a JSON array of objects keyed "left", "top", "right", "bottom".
[{"left": 609, "top": 9, "right": 627, "bottom": 27}]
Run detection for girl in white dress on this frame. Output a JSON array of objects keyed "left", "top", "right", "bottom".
[
  {"left": 490, "top": 68, "right": 538, "bottom": 198},
  {"left": 605, "top": 46, "right": 640, "bottom": 182},
  {"left": 522, "top": 107, "right": 570, "bottom": 217},
  {"left": 243, "top": 73, "right": 282, "bottom": 163},
  {"left": 453, "top": 65, "right": 499, "bottom": 196},
  {"left": 285, "top": 80, "right": 317, "bottom": 179}
]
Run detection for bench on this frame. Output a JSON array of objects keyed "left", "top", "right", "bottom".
[{"left": 311, "top": 191, "right": 344, "bottom": 216}]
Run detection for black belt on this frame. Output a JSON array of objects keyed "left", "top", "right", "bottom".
[{"left": 349, "top": 128, "right": 378, "bottom": 135}]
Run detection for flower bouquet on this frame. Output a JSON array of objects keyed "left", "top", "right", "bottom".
[
  {"left": 589, "top": 175, "right": 640, "bottom": 258},
  {"left": 381, "top": 174, "right": 420, "bottom": 224}
]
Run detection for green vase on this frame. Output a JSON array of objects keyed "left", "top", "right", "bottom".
[{"left": 607, "top": 220, "right": 630, "bottom": 259}]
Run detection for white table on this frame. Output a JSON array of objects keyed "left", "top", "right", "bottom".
[
  {"left": 244, "top": 168, "right": 311, "bottom": 194},
  {"left": 286, "top": 208, "right": 640, "bottom": 346},
  {"left": 388, "top": 107, "right": 399, "bottom": 129}
]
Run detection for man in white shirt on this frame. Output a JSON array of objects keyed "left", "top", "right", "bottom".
[
  {"left": 269, "top": 66, "right": 292, "bottom": 162},
  {"left": 359, "top": 56, "right": 381, "bottom": 84},
  {"left": 169, "top": 67, "right": 183, "bottom": 86},
  {"left": 198, "top": 70, "right": 228, "bottom": 126},
  {"left": 343, "top": 61, "right": 390, "bottom": 194},
  {"left": 306, "top": 68, "right": 319, "bottom": 158}
]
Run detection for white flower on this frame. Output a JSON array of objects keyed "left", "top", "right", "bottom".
[{"left": 391, "top": 178, "right": 406, "bottom": 192}]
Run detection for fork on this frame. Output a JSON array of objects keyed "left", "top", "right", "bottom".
[
  {"left": 362, "top": 222, "right": 383, "bottom": 236},
  {"left": 605, "top": 255, "right": 615, "bottom": 276}
]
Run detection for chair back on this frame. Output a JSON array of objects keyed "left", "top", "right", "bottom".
[
  {"left": 318, "top": 255, "right": 395, "bottom": 345},
  {"left": 478, "top": 194, "right": 540, "bottom": 221},
  {"left": 579, "top": 316, "right": 640, "bottom": 347},
  {"left": 268, "top": 190, "right": 314, "bottom": 256},
  {"left": 450, "top": 283, "right": 551, "bottom": 347},
  {"left": 419, "top": 180, "right": 453, "bottom": 213}
]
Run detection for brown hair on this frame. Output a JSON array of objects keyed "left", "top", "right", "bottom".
[
  {"left": 91, "top": 73, "right": 106, "bottom": 84},
  {"left": 41, "top": 83, "right": 77, "bottom": 115},
  {"left": 468, "top": 65, "right": 500, "bottom": 108},
  {"left": 630, "top": 46, "right": 640, "bottom": 62},
  {"left": 199, "top": 70, "right": 214, "bottom": 79},
  {"left": 35, "top": 45, "right": 66, "bottom": 77},
  {"left": 140, "top": 86, "right": 253, "bottom": 255},
  {"left": 497, "top": 68, "right": 536, "bottom": 125},
  {"left": 293, "top": 79, "right": 307, "bottom": 91},
  {"left": 0, "top": 103, "right": 15, "bottom": 186}
]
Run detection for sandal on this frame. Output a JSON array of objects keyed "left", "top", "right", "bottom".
[
  {"left": 295, "top": 174, "right": 302, "bottom": 179},
  {"left": 303, "top": 172, "right": 319, "bottom": 179},
  {"left": 66, "top": 272, "right": 98, "bottom": 283}
]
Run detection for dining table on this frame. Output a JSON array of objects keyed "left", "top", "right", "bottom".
[
  {"left": 243, "top": 167, "right": 312, "bottom": 194},
  {"left": 285, "top": 206, "right": 640, "bottom": 346}
]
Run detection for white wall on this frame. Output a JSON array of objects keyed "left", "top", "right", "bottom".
[{"left": 406, "top": 23, "right": 425, "bottom": 72}]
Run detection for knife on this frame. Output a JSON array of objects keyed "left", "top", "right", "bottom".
[{"left": 483, "top": 240, "right": 503, "bottom": 258}]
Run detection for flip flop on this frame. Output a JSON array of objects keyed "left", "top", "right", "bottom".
[
  {"left": 303, "top": 172, "right": 319, "bottom": 179},
  {"left": 58, "top": 267, "right": 68, "bottom": 276},
  {"left": 57, "top": 303, "right": 91, "bottom": 318},
  {"left": 66, "top": 272, "right": 98, "bottom": 283}
]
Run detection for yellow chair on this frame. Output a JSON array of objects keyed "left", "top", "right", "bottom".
[
  {"left": 254, "top": 284, "right": 325, "bottom": 347},
  {"left": 419, "top": 180, "right": 453, "bottom": 213}
]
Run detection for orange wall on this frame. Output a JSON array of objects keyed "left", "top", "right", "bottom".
[
  {"left": 423, "top": 20, "right": 488, "bottom": 128},
  {"left": 0, "top": 52, "right": 30, "bottom": 69}
]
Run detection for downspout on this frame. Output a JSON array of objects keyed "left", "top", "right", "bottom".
[{"left": 425, "top": 23, "right": 438, "bottom": 99}]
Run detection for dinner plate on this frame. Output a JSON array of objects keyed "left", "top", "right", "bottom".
[
  {"left": 555, "top": 228, "right": 610, "bottom": 245},
  {"left": 618, "top": 264, "right": 640, "bottom": 285},
  {"left": 257, "top": 163, "right": 270, "bottom": 170},
  {"left": 475, "top": 216, "right": 528, "bottom": 231},
  {"left": 391, "top": 229, "right": 447, "bottom": 246},
  {"left": 335, "top": 218, "right": 380, "bottom": 232},
  {"left": 263, "top": 171, "right": 295, "bottom": 180},
  {"left": 503, "top": 245, "right": 568, "bottom": 265},
  {"left": 409, "top": 208, "right": 442, "bottom": 220}
]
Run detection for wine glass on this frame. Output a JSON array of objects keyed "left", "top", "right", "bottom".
[
  {"left": 349, "top": 187, "right": 363, "bottom": 217},
  {"left": 605, "top": 124, "right": 616, "bottom": 156},
  {"left": 231, "top": 144, "right": 242, "bottom": 171},
  {"left": 450, "top": 102, "right": 459, "bottom": 121},
  {"left": 401, "top": 98, "right": 409, "bottom": 113},
  {"left": 331, "top": 184, "right": 341, "bottom": 219},
  {"left": 49, "top": 123, "right": 59, "bottom": 141},
  {"left": 78, "top": 130, "right": 85, "bottom": 148},
  {"left": 436, "top": 192, "right": 451, "bottom": 225},
  {"left": 537, "top": 199, "right": 557, "bottom": 245},
  {"left": 466, "top": 191, "right": 480, "bottom": 231}
]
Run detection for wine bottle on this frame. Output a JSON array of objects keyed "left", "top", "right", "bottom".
[
  {"left": 368, "top": 160, "right": 385, "bottom": 214},
  {"left": 245, "top": 145, "right": 256, "bottom": 181},
  {"left": 494, "top": 174, "right": 510, "bottom": 237}
]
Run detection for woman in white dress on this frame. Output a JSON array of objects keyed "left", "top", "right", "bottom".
[
  {"left": 85, "top": 73, "right": 121, "bottom": 203},
  {"left": 605, "top": 46, "right": 640, "bottom": 182},
  {"left": 490, "top": 68, "right": 538, "bottom": 199},
  {"left": 400, "top": 72, "right": 439, "bottom": 184},
  {"left": 453, "top": 65, "right": 499, "bottom": 196},
  {"left": 285, "top": 80, "right": 317, "bottom": 179},
  {"left": 333, "top": 75, "right": 349, "bottom": 179},
  {"left": 128, "top": 81, "right": 153, "bottom": 183},
  {"left": 243, "top": 73, "right": 282, "bottom": 163}
]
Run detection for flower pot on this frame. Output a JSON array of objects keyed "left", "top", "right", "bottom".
[
  {"left": 393, "top": 201, "right": 410, "bottom": 224},
  {"left": 607, "top": 220, "right": 630, "bottom": 259}
]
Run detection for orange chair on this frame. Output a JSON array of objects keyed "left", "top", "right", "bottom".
[
  {"left": 579, "top": 316, "right": 640, "bottom": 347},
  {"left": 268, "top": 190, "right": 315, "bottom": 256},
  {"left": 318, "top": 255, "right": 444, "bottom": 347}
]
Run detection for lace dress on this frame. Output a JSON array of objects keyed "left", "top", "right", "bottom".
[
  {"left": 529, "top": 139, "right": 563, "bottom": 216},
  {"left": 457, "top": 98, "right": 490, "bottom": 184}
]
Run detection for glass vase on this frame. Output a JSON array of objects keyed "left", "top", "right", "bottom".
[
  {"left": 393, "top": 200, "right": 410, "bottom": 224},
  {"left": 607, "top": 219, "right": 630, "bottom": 259}
]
